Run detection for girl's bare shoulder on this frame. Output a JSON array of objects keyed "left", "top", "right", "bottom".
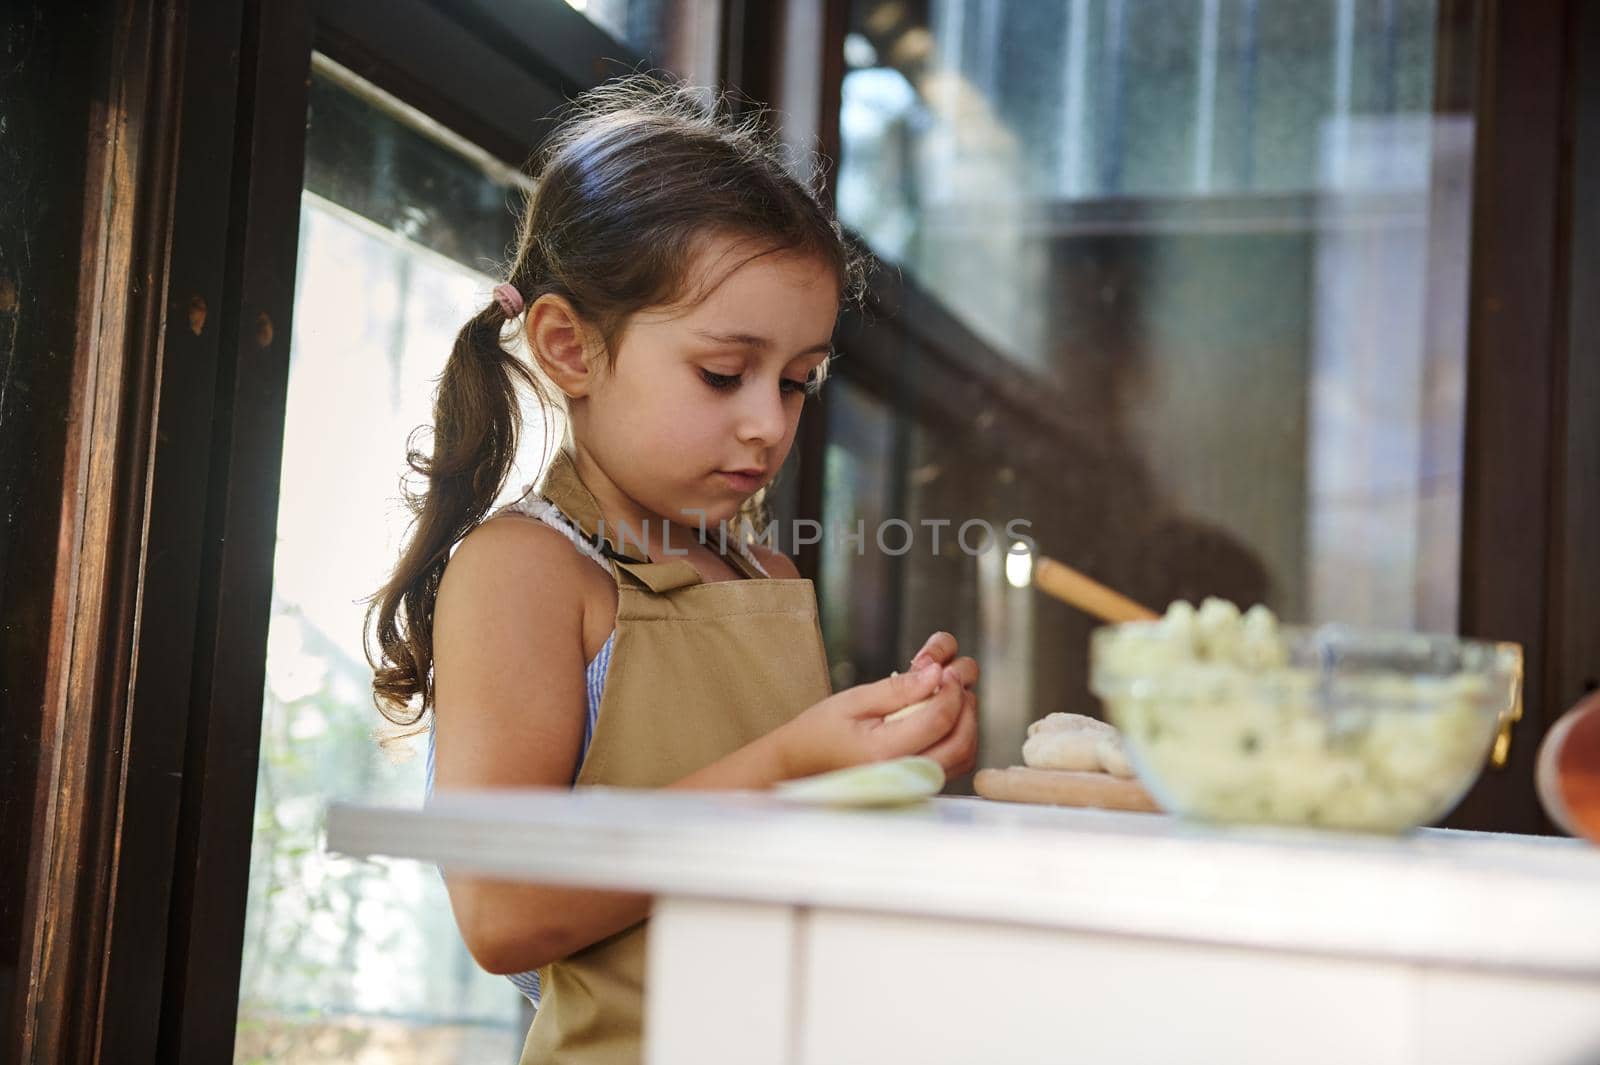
[
  {"left": 446, "top": 511, "right": 589, "bottom": 586},
  {"left": 444, "top": 511, "right": 620, "bottom": 663},
  {"left": 438, "top": 512, "right": 613, "bottom": 631}
]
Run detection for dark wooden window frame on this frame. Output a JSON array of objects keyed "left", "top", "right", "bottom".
[
  {"left": 5, "top": 0, "right": 1595, "bottom": 1061},
  {"left": 1447, "top": 0, "right": 1599, "bottom": 830}
]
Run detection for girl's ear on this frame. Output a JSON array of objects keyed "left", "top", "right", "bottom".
[{"left": 526, "top": 294, "right": 601, "bottom": 397}]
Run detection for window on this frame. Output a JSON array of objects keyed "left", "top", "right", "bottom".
[
  {"left": 234, "top": 60, "right": 545, "bottom": 1063},
  {"left": 829, "top": 0, "right": 1474, "bottom": 773},
  {"left": 561, "top": 0, "right": 723, "bottom": 86}
]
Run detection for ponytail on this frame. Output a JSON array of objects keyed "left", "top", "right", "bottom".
[{"left": 365, "top": 297, "right": 544, "bottom": 726}]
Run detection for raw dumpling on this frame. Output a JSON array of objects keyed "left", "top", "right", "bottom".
[
  {"left": 1095, "top": 734, "right": 1136, "bottom": 779},
  {"left": 1027, "top": 711, "right": 1117, "bottom": 740},
  {"left": 1022, "top": 712, "right": 1132, "bottom": 776},
  {"left": 1022, "top": 728, "right": 1102, "bottom": 771}
]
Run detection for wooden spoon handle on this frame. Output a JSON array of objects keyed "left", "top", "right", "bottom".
[{"left": 1033, "top": 555, "right": 1159, "bottom": 624}]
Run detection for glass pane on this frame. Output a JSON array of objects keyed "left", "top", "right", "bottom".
[
  {"left": 562, "top": 0, "right": 722, "bottom": 85},
  {"left": 832, "top": 1, "right": 1473, "bottom": 773},
  {"left": 819, "top": 379, "right": 902, "bottom": 691},
  {"left": 235, "top": 60, "right": 544, "bottom": 1063}
]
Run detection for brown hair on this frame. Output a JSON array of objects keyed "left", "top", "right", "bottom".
[{"left": 366, "top": 75, "right": 864, "bottom": 728}]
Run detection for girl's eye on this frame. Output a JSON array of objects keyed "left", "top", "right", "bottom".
[
  {"left": 700, "top": 370, "right": 741, "bottom": 391},
  {"left": 699, "top": 369, "right": 813, "bottom": 396}
]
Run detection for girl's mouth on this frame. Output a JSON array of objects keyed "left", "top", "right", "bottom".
[{"left": 717, "top": 469, "right": 766, "bottom": 493}]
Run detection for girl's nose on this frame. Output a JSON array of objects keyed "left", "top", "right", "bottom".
[{"left": 736, "top": 382, "right": 787, "bottom": 445}]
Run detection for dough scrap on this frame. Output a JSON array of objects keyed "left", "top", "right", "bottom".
[
  {"left": 884, "top": 694, "right": 935, "bottom": 724},
  {"left": 1026, "top": 711, "right": 1117, "bottom": 739},
  {"left": 1095, "top": 734, "right": 1137, "bottom": 778},
  {"left": 1022, "top": 728, "right": 1102, "bottom": 771},
  {"left": 1022, "top": 712, "right": 1134, "bottom": 777},
  {"left": 883, "top": 668, "right": 941, "bottom": 724}
]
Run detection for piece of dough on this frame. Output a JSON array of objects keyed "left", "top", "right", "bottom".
[
  {"left": 1026, "top": 712, "right": 1117, "bottom": 740},
  {"left": 884, "top": 695, "right": 935, "bottom": 724},
  {"left": 1096, "top": 734, "right": 1136, "bottom": 778},
  {"left": 1022, "top": 713, "right": 1134, "bottom": 777},
  {"left": 882, "top": 668, "right": 940, "bottom": 724},
  {"left": 1022, "top": 729, "right": 1103, "bottom": 771}
]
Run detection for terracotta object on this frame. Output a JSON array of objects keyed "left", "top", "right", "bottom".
[{"left": 1536, "top": 691, "right": 1600, "bottom": 843}]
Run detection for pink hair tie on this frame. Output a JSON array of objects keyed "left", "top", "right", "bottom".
[{"left": 493, "top": 283, "right": 525, "bottom": 318}]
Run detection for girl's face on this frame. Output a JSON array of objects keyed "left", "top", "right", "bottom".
[{"left": 578, "top": 234, "right": 840, "bottom": 529}]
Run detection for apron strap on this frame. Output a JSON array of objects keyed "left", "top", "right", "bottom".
[
  {"left": 718, "top": 535, "right": 768, "bottom": 580},
  {"left": 612, "top": 558, "right": 704, "bottom": 594}
]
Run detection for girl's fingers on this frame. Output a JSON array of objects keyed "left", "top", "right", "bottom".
[
  {"left": 908, "top": 631, "right": 957, "bottom": 671},
  {"left": 872, "top": 660, "right": 943, "bottom": 712},
  {"left": 943, "top": 654, "right": 979, "bottom": 690},
  {"left": 921, "top": 689, "right": 978, "bottom": 775},
  {"left": 878, "top": 666, "right": 965, "bottom": 744},
  {"left": 954, "top": 690, "right": 978, "bottom": 774}
]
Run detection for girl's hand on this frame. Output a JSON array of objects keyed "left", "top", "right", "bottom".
[
  {"left": 772, "top": 634, "right": 980, "bottom": 780},
  {"left": 904, "top": 630, "right": 980, "bottom": 777},
  {"left": 914, "top": 660, "right": 979, "bottom": 778}
]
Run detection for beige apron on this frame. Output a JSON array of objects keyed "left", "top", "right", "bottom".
[{"left": 520, "top": 449, "right": 833, "bottom": 1065}]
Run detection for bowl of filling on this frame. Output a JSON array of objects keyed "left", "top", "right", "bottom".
[{"left": 1089, "top": 599, "right": 1523, "bottom": 833}]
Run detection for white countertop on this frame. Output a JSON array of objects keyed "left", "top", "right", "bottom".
[{"left": 326, "top": 789, "right": 1600, "bottom": 976}]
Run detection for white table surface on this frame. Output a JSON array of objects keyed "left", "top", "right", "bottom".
[{"left": 326, "top": 789, "right": 1600, "bottom": 976}]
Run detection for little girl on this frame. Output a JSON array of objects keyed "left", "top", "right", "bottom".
[{"left": 367, "top": 77, "right": 978, "bottom": 1065}]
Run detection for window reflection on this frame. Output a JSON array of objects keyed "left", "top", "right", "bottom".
[
  {"left": 820, "top": 379, "right": 902, "bottom": 692},
  {"left": 833, "top": 0, "right": 1473, "bottom": 774},
  {"left": 561, "top": 0, "right": 722, "bottom": 86}
]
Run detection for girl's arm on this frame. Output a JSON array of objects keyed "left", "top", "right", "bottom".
[{"left": 430, "top": 522, "right": 976, "bottom": 975}]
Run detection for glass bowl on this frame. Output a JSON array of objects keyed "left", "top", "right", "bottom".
[{"left": 1089, "top": 621, "right": 1523, "bottom": 833}]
